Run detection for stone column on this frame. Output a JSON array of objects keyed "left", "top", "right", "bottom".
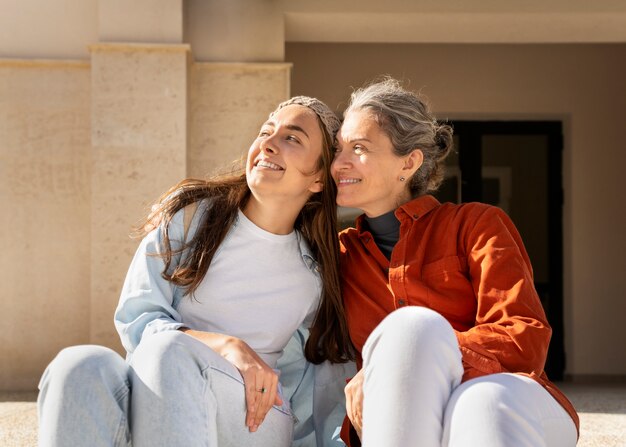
[{"left": 89, "top": 43, "right": 189, "bottom": 349}]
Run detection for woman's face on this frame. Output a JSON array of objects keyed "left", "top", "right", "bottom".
[
  {"left": 246, "top": 104, "right": 324, "bottom": 202},
  {"left": 332, "top": 109, "right": 412, "bottom": 217}
]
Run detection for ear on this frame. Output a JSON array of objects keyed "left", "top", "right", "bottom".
[
  {"left": 308, "top": 177, "right": 324, "bottom": 194},
  {"left": 402, "top": 149, "right": 424, "bottom": 177}
]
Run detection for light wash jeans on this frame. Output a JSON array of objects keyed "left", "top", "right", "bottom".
[
  {"left": 38, "top": 331, "right": 294, "bottom": 447},
  {"left": 361, "top": 306, "right": 578, "bottom": 447}
]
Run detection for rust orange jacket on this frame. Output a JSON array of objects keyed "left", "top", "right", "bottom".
[{"left": 338, "top": 195, "right": 578, "bottom": 446}]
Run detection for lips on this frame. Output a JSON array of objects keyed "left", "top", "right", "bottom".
[{"left": 255, "top": 159, "right": 284, "bottom": 171}]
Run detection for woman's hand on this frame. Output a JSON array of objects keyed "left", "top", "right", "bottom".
[
  {"left": 345, "top": 368, "right": 365, "bottom": 439},
  {"left": 180, "top": 328, "right": 282, "bottom": 432},
  {"left": 222, "top": 337, "right": 283, "bottom": 432}
]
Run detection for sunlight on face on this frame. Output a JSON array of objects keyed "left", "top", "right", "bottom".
[
  {"left": 246, "top": 105, "right": 324, "bottom": 202},
  {"left": 332, "top": 109, "right": 412, "bottom": 217}
]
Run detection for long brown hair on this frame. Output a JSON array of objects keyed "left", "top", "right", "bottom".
[{"left": 137, "top": 105, "right": 354, "bottom": 364}]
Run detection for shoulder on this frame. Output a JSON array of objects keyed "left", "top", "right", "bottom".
[
  {"left": 165, "top": 198, "right": 213, "bottom": 243},
  {"left": 431, "top": 201, "right": 509, "bottom": 227}
]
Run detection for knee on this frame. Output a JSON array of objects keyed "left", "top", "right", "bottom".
[
  {"left": 368, "top": 306, "right": 455, "bottom": 352},
  {"left": 39, "top": 345, "right": 127, "bottom": 392},
  {"left": 131, "top": 330, "right": 195, "bottom": 371},
  {"left": 445, "top": 375, "right": 524, "bottom": 422}
]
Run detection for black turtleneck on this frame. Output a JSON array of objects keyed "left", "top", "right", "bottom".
[{"left": 363, "top": 210, "right": 401, "bottom": 260}]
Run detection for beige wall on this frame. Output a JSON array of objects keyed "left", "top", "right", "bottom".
[
  {"left": 188, "top": 63, "right": 291, "bottom": 178},
  {"left": 0, "top": 0, "right": 97, "bottom": 59},
  {"left": 286, "top": 42, "right": 626, "bottom": 376},
  {"left": 0, "top": 56, "right": 290, "bottom": 390},
  {"left": 0, "top": 60, "right": 92, "bottom": 389}
]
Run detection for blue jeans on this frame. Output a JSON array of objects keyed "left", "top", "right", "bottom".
[{"left": 38, "top": 331, "right": 294, "bottom": 447}]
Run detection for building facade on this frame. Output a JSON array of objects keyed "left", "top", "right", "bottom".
[{"left": 1, "top": 0, "right": 625, "bottom": 389}]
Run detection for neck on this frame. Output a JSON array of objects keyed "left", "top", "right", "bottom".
[
  {"left": 242, "top": 194, "right": 306, "bottom": 235},
  {"left": 364, "top": 189, "right": 413, "bottom": 218}
]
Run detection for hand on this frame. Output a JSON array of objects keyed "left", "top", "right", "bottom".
[
  {"left": 345, "top": 368, "right": 365, "bottom": 439},
  {"left": 223, "top": 338, "right": 283, "bottom": 432},
  {"left": 180, "top": 329, "right": 282, "bottom": 432}
]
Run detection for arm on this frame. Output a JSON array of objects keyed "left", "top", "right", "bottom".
[
  {"left": 114, "top": 209, "right": 188, "bottom": 354},
  {"left": 115, "top": 204, "right": 280, "bottom": 430},
  {"left": 456, "top": 206, "right": 551, "bottom": 379},
  {"left": 181, "top": 328, "right": 283, "bottom": 431}
]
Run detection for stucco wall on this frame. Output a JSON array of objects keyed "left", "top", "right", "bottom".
[
  {"left": 287, "top": 42, "right": 626, "bottom": 376},
  {"left": 0, "top": 56, "right": 290, "bottom": 390},
  {"left": 0, "top": 60, "right": 92, "bottom": 389},
  {"left": 0, "top": 0, "right": 97, "bottom": 59},
  {"left": 188, "top": 63, "right": 291, "bottom": 178}
]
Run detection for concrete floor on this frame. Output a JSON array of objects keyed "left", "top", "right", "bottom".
[{"left": 1, "top": 383, "right": 624, "bottom": 446}]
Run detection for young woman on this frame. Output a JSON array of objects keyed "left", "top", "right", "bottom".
[
  {"left": 332, "top": 78, "right": 579, "bottom": 446},
  {"left": 37, "top": 96, "right": 354, "bottom": 447}
]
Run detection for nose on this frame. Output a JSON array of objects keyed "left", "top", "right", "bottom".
[
  {"left": 331, "top": 148, "right": 350, "bottom": 171},
  {"left": 260, "top": 134, "right": 278, "bottom": 155}
]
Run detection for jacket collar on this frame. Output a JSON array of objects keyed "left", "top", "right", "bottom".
[{"left": 355, "top": 195, "right": 441, "bottom": 234}]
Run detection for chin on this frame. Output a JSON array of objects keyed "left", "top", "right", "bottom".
[{"left": 336, "top": 197, "right": 356, "bottom": 209}]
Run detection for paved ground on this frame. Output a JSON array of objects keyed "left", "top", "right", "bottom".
[{"left": 1, "top": 383, "right": 624, "bottom": 446}]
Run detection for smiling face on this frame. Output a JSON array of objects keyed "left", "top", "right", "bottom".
[
  {"left": 332, "top": 109, "right": 418, "bottom": 217},
  {"left": 246, "top": 104, "right": 324, "bottom": 204}
]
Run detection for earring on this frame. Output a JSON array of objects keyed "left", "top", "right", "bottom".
[{"left": 399, "top": 176, "right": 406, "bottom": 182}]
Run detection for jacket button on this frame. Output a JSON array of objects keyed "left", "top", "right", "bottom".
[{"left": 398, "top": 299, "right": 406, "bottom": 306}]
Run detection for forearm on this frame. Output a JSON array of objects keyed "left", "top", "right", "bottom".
[{"left": 178, "top": 327, "right": 243, "bottom": 358}]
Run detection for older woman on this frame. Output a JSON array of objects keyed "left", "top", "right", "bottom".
[{"left": 332, "top": 78, "right": 578, "bottom": 446}]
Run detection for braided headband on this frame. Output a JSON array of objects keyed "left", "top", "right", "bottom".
[{"left": 271, "top": 96, "right": 341, "bottom": 140}]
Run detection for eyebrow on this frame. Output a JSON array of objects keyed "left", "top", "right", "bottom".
[
  {"left": 336, "top": 136, "right": 372, "bottom": 147},
  {"left": 262, "top": 122, "right": 310, "bottom": 139},
  {"left": 285, "top": 124, "right": 309, "bottom": 139}
]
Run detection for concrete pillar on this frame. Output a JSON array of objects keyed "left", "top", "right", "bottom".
[
  {"left": 89, "top": 43, "right": 190, "bottom": 349},
  {"left": 88, "top": 0, "right": 188, "bottom": 350}
]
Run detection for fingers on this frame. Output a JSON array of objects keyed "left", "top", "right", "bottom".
[
  {"left": 244, "top": 379, "right": 257, "bottom": 430},
  {"left": 245, "top": 370, "right": 280, "bottom": 432},
  {"left": 345, "top": 372, "right": 364, "bottom": 437}
]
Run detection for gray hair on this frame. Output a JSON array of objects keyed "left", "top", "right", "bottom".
[{"left": 345, "top": 78, "right": 453, "bottom": 197}]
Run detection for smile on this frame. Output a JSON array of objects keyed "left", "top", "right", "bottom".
[
  {"left": 338, "top": 178, "right": 361, "bottom": 184},
  {"left": 256, "top": 160, "right": 284, "bottom": 171}
]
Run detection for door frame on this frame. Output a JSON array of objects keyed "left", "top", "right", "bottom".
[{"left": 451, "top": 120, "right": 565, "bottom": 380}]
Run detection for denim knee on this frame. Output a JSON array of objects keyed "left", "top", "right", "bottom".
[
  {"left": 129, "top": 330, "right": 208, "bottom": 378},
  {"left": 39, "top": 345, "right": 128, "bottom": 393}
]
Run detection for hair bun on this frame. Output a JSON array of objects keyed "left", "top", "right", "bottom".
[{"left": 434, "top": 123, "right": 454, "bottom": 157}]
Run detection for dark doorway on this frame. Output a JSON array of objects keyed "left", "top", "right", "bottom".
[{"left": 434, "top": 120, "right": 565, "bottom": 380}]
